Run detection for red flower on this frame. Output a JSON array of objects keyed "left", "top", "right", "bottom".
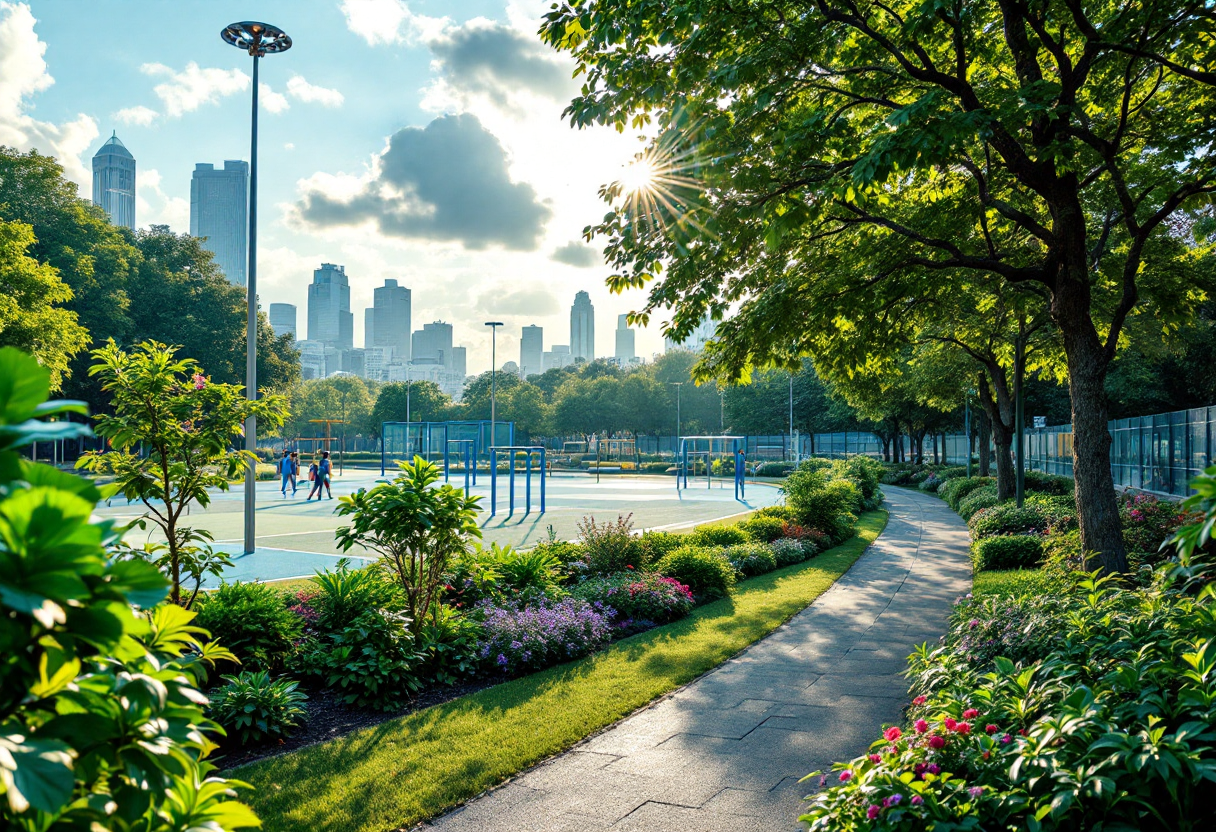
[
  {"left": 914, "top": 719, "right": 929, "bottom": 734},
  {"left": 912, "top": 695, "right": 927, "bottom": 706},
  {"left": 985, "top": 724, "right": 998, "bottom": 734},
  {"left": 956, "top": 722, "right": 972, "bottom": 735},
  {"left": 929, "top": 735, "right": 946, "bottom": 749},
  {"left": 868, "top": 754, "right": 882, "bottom": 763},
  {"left": 944, "top": 717, "right": 957, "bottom": 731},
  {"left": 1018, "top": 728, "right": 1028, "bottom": 736},
  {"left": 839, "top": 770, "right": 853, "bottom": 782},
  {"left": 962, "top": 709, "right": 979, "bottom": 719},
  {"left": 883, "top": 726, "right": 902, "bottom": 741}
]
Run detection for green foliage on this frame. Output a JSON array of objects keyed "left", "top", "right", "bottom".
[
  {"left": 575, "top": 513, "right": 645, "bottom": 574},
  {"left": 530, "top": 539, "right": 585, "bottom": 565},
  {"left": 967, "top": 504, "right": 1049, "bottom": 540},
  {"left": 1022, "top": 470, "right": 1074, "bottom": 496},
  {"left": 755, "top": 505, "right": 796, "bottom": 521},
  {"left": 569, "top": 571, "right": 695, "bottom": 624},
  {"left": 638, "top": 530, "right": 684, "bottom": 565},
  {"left": 194, "top": 581, "right": 303, "bottom": 675},
  {"left": 688, "top": 524, "right": 748, "bottom": 547},
  {"left": 972, "top": 535, "right": 1045, "bottom": 571},
  {"left": 782, "top": 466, "right": 859, "bottom": 543},
  {"left": 336, "top": 456, "right": 481, "bottom": 635},
  {"left": 1168, "top": 464, "right": 1216, "bottom": 561},
  {"left": 653, "top": 546, "right": 736, "bottom": 600},
  {"left": 77, "top": 340, "right": 287, "bottom": 606},
  {"left": 754, "top": 461, "right": 794, "bottom": 477},
  {"left": 0, "top": 346, "right": 259, "bottom": 829},
  {"left": 738, "top": 515, "right": 788, "bottom": 543},
  {"left": 416, "top": 605, "right": 483, "bottom": 686},
  {"left": 831, "top": 456, "right": 885, "bottom": 511},
  {"left": 958, "top": 485, "right": 1001, "bottom": 520},
  {"left": 723, "top": 543, "right": 778, "bottom": 577},
  {"left": 940, "top": 476, "right": 995, "bottom": 511},
  {"left": 297, "top": 610, "right": 424, "bottom": 711},
  {"left": 209, "top": 671, "right": 308, "bottom": 748},
  {"left": 446, "top": 543, "right": 562, "bottom": 605},
  {"left": 308, "top": 560, "right": 401, "bottom": 634}
]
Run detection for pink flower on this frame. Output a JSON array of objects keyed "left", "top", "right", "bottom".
[
  {"left": 968, "top": 619, "right": 980, "bottom": 628},
  {"left": 943, "top": 717, "right": 957, "bottom": 731},
  {"left": 927, "top": 763, "right": 940, "bottom": 774},
  {"left": 962, "top": 709, "right": 979, "bottom": 719},
  {"left": 914, "top": 719, "right": 929, "bottom": 734},
  {"left": 913, "top": 763, "right": 926, "bottom": 775},
  {"left": 869, "top": 754, "right": 882, "bottom": 763},
  {"left": 866, "top": 805, "right": 881, "bottom": 820},
  {"left": 929, "top": 735, "right": 946, "bottom": 749},
  {"left": 192, "top": 373, "right": 206, "bottom": 390},
  {"left": 911, "top": 795, "right": 924, "bottom": 806},
  {"left": 1001, "top": 734, "right": 1012, "bottom": 744},
  {"left": 839, "top": 770, "right": 853, "bottom": 782},
  {"left": 985, "top": 724, "right": 998, "bottom": 734},
  {"left": 968, "top": 786, "right": 983, "bottom": 799},
  {"left": 884, "top": 727, "right": 902, "bottom": 741},
  {"left": 912, "top": 695, "right": 927, "bottom": 706},
  {"left": 956, "top": 722, "right": 972, "bottom": 735}
]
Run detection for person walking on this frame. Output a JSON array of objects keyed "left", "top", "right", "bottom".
[
  {"left": 307, "top": 450, "right": 333, "bottom": 500},
  {"left": 289, "top": 451, "right": 300, "bottom": 494},
  {"left": 277, "top": 450, "right": 293, "bottom": 497}
]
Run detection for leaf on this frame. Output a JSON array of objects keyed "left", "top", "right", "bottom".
[
  {"left": 0, "top": 348, "right": 51, "bottom": 424},
  {"left": 0, "top": 731, "right": 75, "bottom": 815}
]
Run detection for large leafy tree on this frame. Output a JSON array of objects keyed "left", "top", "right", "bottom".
[
  {"left": 543, "top": 0, "right": 1216, "bottom": 573},
  {"left": 368, "top": 381, "right": 454, "bottom": 438},
  {"left": 0, "top": 219, "right": 89, "bottom": 391}
]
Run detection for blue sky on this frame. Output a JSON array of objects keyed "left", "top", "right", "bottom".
[{"left": 3, "top": 0, "right": 659, "bottom": 372}]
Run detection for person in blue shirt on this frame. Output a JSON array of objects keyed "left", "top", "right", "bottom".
[
  {"left": 289, "top": 451, "right": 300, "bottom": 493},
  {"left": 277, "top": 450, "right": 293, "bottom": 497},
  {"left": 307, "top": 450, "right": 333, "bottom": 500}
]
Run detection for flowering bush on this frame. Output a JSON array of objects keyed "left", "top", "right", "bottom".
[
  {"left": 570, "top": 572, "right": 694, "bottom": 627},
  {"left": 1119, "top": 492, "right": 1191, "bottom": 559},
  {"left": 723, "top": 542, "right": 778, "bottom": 577},
  {"left": 771, "top": 537, "right": 814, "bottom": 567},
  {"left": 942, "top": 593, "right": 1066, "bottom": 667},
  {"left": 781, "top": 522, "right": 830, "bottom": 553},
  {"left": 653, "top": 546, "right": 737, "bottom": 600},
  {"left": 477, "top": 598, "right": 613, "bottom": 674},
  {"left": 576, "top": 513, "right": 645, "bottom": 574},
  {"left": 957, "top": 485, "right": 1001, "bottom": 520}
]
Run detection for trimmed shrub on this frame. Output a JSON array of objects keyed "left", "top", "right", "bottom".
[
  {"left": 968, "top": 504, "right": 1049, "bottom": 539},
  {"left": 689, "top": 524, "right": 749, "bottom": 547},
  {"left": 958, "top": 485, "right": 1001, "bottom": 520},
  {"left": 209, "top": 670, "right": 308, "bottom": 747},
  {"left": 936, "top": 465, "right": 968, "bottom": 481},
  {"left": 194, "top": 581, "right": 303, "bottom": 675},
  {"left": 641, "top": 461, "right": 674, "bottom": 474},
  {"left": 1023, "top": 470, "right": 1074, "bottom": 495},
  {"left": 639, "top": 530, "right": 686, "bottom": 564},
  {"left": 570, "top": 572, "right": 694, "bottom": 626},
  {"left": 940, "top": 475, "right": 995, "bottom": 510},
  {"left": 755, "top": 504, "right": 797, "bottom": 521},
  {"left": 654, "top": 546, "right": 737, "bottom": 600},
  {"left": 831, "top": 456, "right": 885, "bottom": 510},
  {"left": 918, "top": 473, "right": 943, "bottom": 492},
  {"left": 738, "top": 515, "right": 788, "bottom": 543},
  {"left": 783, "top": 466, "right": 858, "bottom": 543},
  {"left": 755, "top": 461, "right": 795, "bottom": 477},
  {"left": 771, "top": 538, "right": 813, "bottom": 566},
  {"left": 477, "top": 598, "right": 613, "bottom": 674},
  {"left": 972, "top": 534, "right": 1044, "bottom": 571},
  {"left": 1026, "top": 493, "right": 1079, "bottom": 533},
  {"left": 577, "top": 513, "right": 645, "bottom": 574},
  {"left": 723, "top": 543, "right": 779, "bottom": 577},
  {"left": 296, "top": 610, "right": 424, "bottom": 711}
]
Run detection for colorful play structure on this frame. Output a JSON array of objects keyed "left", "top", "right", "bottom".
[{"left": 676, "top": 435, "right": 747, "bottom": 501}]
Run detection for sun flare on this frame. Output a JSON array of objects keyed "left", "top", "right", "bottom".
[{"left": 619, "top": 156, "right": 658, "bottom": 193}]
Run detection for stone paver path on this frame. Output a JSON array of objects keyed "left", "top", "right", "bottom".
[{"left": 425, "top": 487, "right": 971, "bottom": 832}]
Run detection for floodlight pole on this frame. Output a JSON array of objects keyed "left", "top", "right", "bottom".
[
  {"left": 223, "top": 21, "right": 291, "bottom": 556},
  {"left": 670, "top": 382, "right": 683, "bottom": 445},
  {"left": 485, "top": 321, "right": 503, "bottom": 449},
  {"left": 405, "top": 364, "right": 411, "bottom": 422}
]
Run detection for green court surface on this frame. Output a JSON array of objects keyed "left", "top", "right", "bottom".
[{"left": 91, "top": 471, "right": 783, "bottom": 586}]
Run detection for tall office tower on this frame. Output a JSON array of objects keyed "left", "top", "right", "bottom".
[
  {"left": 570, "top": 291, "right": 595, "bottom": 360},
  {"left": 411, "top": 321, "right": 454, "bottom": 366},
  {"left": 520, "top": 325, "right": 543, "bottom": 379},
  {"left": 614, "top": 314, "right": 636, "bottom": 363},
  {"left": 664, "top": 314, "right": 718, "bottom": 353},
  {"left": 307, "top": 263, "right": 354, "bottom": 350},
  {"left": 91, "top": 133, "right": 136, "bottom": 230},
  {"left": 371, "top": 278, "right": 412, "bottom": 360},
  {"left": 543, "top": 344, "right": 573, "bottom": 371},
  {"left": 449, "top": 346, "right": 467, "bottom": 377},
  {"left": 364, "top": 308, "right": 375, "bottom": 350},
  {"left": 190, "top": 161, "right": 249, "bottom": 286},
  {"left": 268, "top": 303, "right": 297, "bottom": 340}
]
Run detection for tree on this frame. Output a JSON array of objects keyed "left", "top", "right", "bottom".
[
  {"left": 0, "top": 346, "right": 257, "bottom": 830},
  {"left": 0, "top": 219, "right": 89, "bottom": 390},
  {"left": 543, "top": 1, "right": 1216, "bottom": 573},
  {"left": 77, "top": 341, "right": 287, "bottom": 606},
  {"left": 280, "top": 375, "right": 374, "bottom": 444},
  {"left": 368, "top": 381, "right": 454, "bottom": 438},
  {"left": 336, "top": 457, "right": 481, "bottom": 636}
]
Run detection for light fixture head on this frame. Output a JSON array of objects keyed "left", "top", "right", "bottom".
[{"left": 222, "top": 21, "right": 292, "bottom": 57}]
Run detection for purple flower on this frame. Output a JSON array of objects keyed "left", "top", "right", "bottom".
[
  {"left": 883, "top": 794, "right": 902, "bottom": 808},
  {"left": 910, "top": 795, "right": 923, "bottom": 806},
  {"left": 968, "top": 786, "right": 983, "bottom": 799}
]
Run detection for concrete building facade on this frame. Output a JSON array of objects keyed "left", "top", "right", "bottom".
[
  {"left": 614, "top": 314, "right": 636, "bottom": 363},
  {"left": 370, "top": 279, "right": 411, "bottom": 360}
]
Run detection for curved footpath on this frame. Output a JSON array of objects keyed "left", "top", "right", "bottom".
[{"left": 424, "top": 487, "right": 972, "bottom": 832}]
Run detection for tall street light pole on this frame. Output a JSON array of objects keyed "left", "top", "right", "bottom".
[
  {"left": 485, "top": 321, "right": 503, "bottom": 449},
  {"left": 670, "top": 382, "right": 683, "bottom": 445},
  {"left": 405, "top": 364, "right": 412, "bottom": 422},
  {"left": 222, "top": 21, "right": 291, "bottom": 556}
]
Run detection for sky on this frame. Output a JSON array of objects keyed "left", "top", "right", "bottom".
[{"left": 1, "top": 0, "right": 663, "bottom": 374}]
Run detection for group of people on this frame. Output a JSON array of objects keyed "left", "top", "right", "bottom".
[{"left": 275, "top": 449, "right": 333, "bottom": 500}]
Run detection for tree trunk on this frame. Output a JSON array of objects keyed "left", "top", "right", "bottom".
[
  {"left": 1055, "top": 277, "right": 1128, "bottom": 573},
  {"left": 977, "top": 371, "right": 1016, "bottom": 499},
  {"left": 979, "top": 411, "right": 991, "bottom": 477}
]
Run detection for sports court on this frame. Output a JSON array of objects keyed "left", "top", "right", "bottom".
[{"left": 92, "top": 469, "right": 783, "bottom": 586}]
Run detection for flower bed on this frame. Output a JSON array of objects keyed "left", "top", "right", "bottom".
[{"left": 476, "top": 598, "right": 614, "bottom": 674}]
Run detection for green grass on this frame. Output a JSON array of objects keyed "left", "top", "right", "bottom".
[
  {"left": 971, "top": 568, "right": 1062, "bottom": 600},
  {"left": 235, "top": 510, "right": 888, "bottom": 832}
]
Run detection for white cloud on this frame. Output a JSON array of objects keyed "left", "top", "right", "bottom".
[
  {"left": 135, "top": 168, "right": 189, "bottom": 232},
  {"left": 284, "top": 142, "right": 295, "bottom": 151},
  {"left": 339, "top": 0, "right": 448, "bottom": 46},
  {"left": 259, "top": 82, "right": 289, "bottom": 114},
  {"left": 140, "top": 61, "right": 249, "bottom": 117},
  {"left": 286, "top": 75, "right": 344, "bottom": 107},
  {"left": 0, "top": 2, "right": 97, "bottom": 189},
  {"left": 114, "top": 104, "right": 157, "bottom": 126}
]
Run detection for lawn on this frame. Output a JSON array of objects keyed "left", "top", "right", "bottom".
[
  {"left": 971, "top": 568, "right": 1061, "bottom": 600},
  {"left": 235, "top": 510, "right": 888, "bottom": 832}
]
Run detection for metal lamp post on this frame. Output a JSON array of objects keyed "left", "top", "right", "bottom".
[
  {"left": 485, "top": 321, "right": 503, "bottom": 449},
  {"left": 405, "top": 364, "right": 412, "bottom": 422},
  {"left": 222, "top": 21, "right": 291, "bottom": 556},
  {"left": 670, "top": 382, "right": 683, "bottom": 443}
]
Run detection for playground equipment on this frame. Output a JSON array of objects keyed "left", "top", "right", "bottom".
[
  {"left": 445, "top": 439, "right": 476, "bottom": 496},
  {"left": 381, "top": 420, "right": 514, "bottom": 475},
  {"left": 488, "top": 446, "right": 547, "bottom": 517},
  {"left": 296, "top": 418, "right": 349, "bottom": 474},
  {"left": 676, "top": 436, "right": 747, "bottom": 501}
]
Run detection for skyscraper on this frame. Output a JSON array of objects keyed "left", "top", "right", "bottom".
[
  {"left": 449, "top": 346, "right": 467, "bottom": 377},
  {"left": 571, "top": 291, "right": 595, "bottom": 361},
  {"left": 412, "top": 321, "right": 454, "bottom": 366},
  {"left": 371, "top": 279, "right": 412, "bottom": 360},
  {"left": 91, "top": 133, "right": 136, "bottom": 230},
  {"left": 664, "top": 314, "right": 718, "bottom": 353},
  {"left": 190, "top": 161, "right": 248, "bottom": 286},
  {"left": 268, "top": 303, "right": 297, "bottom": 340},
  {"left": 364, "top": 308, "right": 376, "bottom": 350},
  {"left": 615, "top": 314, "right": 636, "bottom": 363},
  {"left": 520, "top": 325, "right": 543, "bottom": 379},
  {"left": 544, "top": 344, "right": 573, "bottom": 371},
  {"left": 307, "top": 263, "right": 354, "bottom": 350}
]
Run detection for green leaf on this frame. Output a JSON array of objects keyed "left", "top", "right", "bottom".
[{"left": 0, "top": 731, "right": 75, "bottom": 815}]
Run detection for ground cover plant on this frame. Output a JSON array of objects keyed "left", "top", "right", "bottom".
[{"left": 235, "top": 511, "right": 888, "bottom": 832}]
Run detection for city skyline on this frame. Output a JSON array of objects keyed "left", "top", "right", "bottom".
[{"left": 2, "top": 1, "right": 679, "bottom": 374}]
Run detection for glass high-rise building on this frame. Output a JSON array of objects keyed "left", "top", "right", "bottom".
[
  {"left": 520, "top": 325, "right": 543, "bottom": 379},
  {"left": 91, "top": 133, "right": 135, "bottom": 230},
  {"left": 615, "top": 314, "right": 636, "bottom": 363},
  {"left": 370, "top": 279, "right": 412, "bottom": 361},
  {"left": 307, "top": 263, "right": 354, "bottom": 350},
  {"left": 190, "top": 161, "right": 248, "bottom": 286},
  {"left": 412, "top": 321, "right": 454, "bottom": 366},
  {"left": 268, "top": 303, "right": 297, "bottom": 340},
  {"left": 570, "top": 291, "right": 595, "bottom": 361}
]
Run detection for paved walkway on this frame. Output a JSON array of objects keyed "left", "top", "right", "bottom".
[{"left": 425, "top": 487, "right": 972, "bottom": 831}]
